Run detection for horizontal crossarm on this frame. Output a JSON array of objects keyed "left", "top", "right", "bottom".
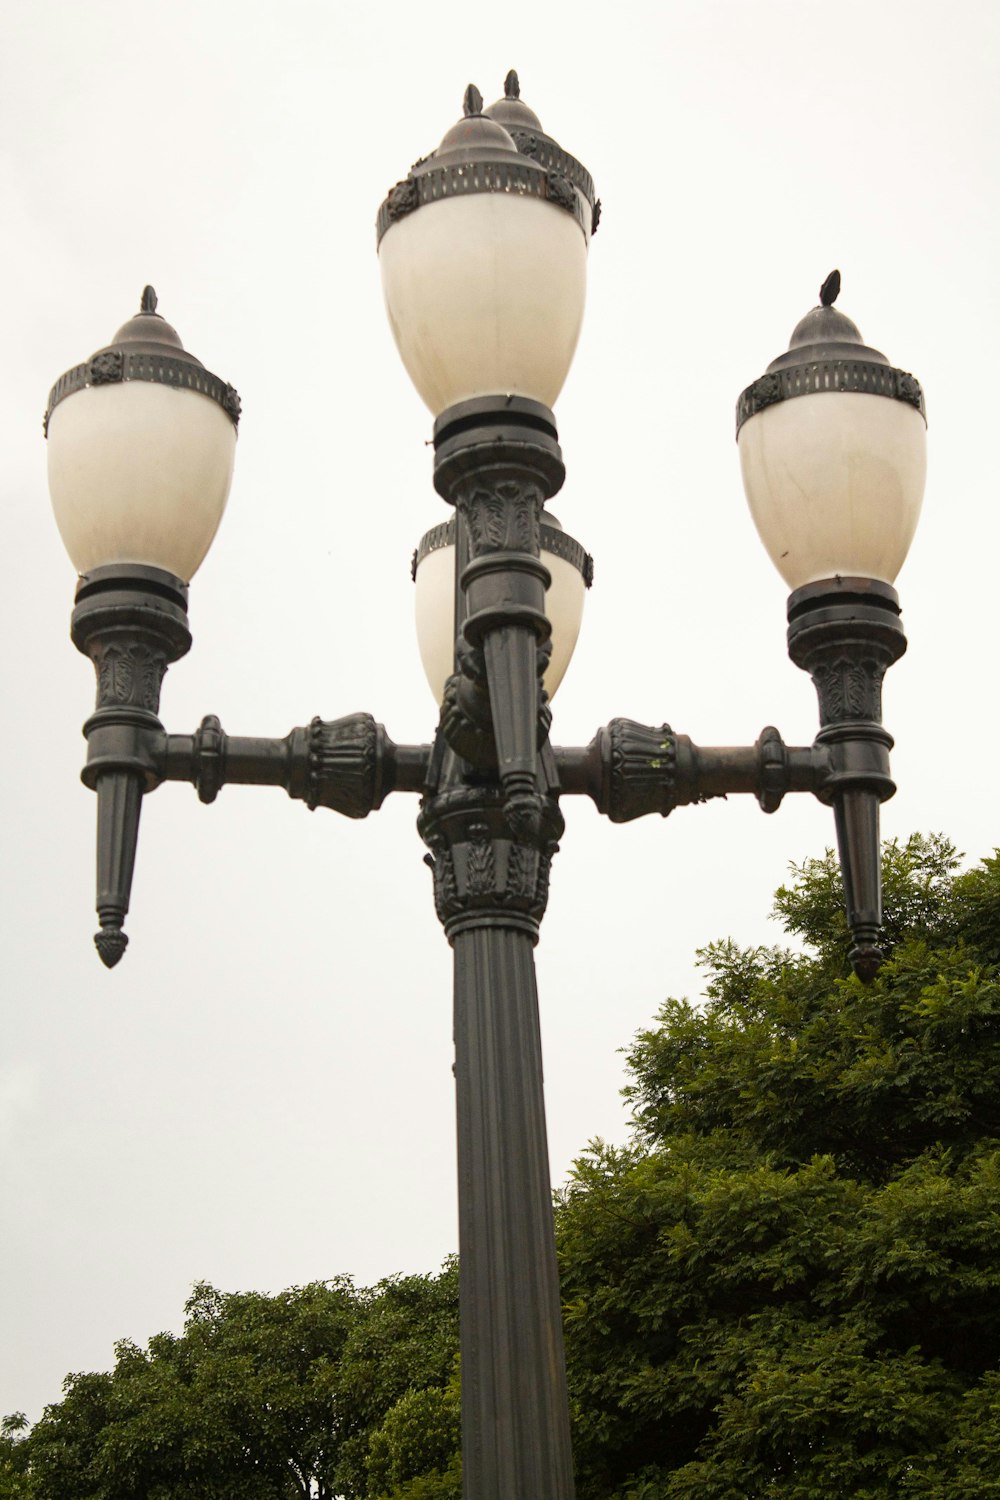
[
  {"left": 553, "top": 721, "right": 830, "bottom": 821},
  {"left": 158, "top": 715, "right": 431, "bottom": 814}
]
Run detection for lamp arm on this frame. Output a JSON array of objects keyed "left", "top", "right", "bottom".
[
  {"left": 553, "top": 724, "right": 831, "bottom": 819},
  {"left": 158, "top": 717, "right": 431, "bottom": 810},
  {"left": 555, "top": 574, "right": 907, "bottom": 987},
  {"left": 67, "top": 559, "right": 432, "bottom": 968},
  {"left": 78, "top": 709, "right": 430, "bottom": 968}
]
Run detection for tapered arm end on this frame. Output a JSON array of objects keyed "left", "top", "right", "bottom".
[{"left": 91, "top": 770, "right": 143, "bottom": 967}]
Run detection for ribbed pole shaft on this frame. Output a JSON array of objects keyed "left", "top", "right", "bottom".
[{"left": 453, "top": 922, "right": 575, "bottom": 1500}]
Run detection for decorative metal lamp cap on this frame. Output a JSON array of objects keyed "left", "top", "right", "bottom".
[
  {"left": 487, "top": 70, "right": 600, "bottom": 235},
  {"left": 376, "top": 78, "right": 595, "bottom": 244},
  {"left": 106, "top": 284, "right": 188, "bottom": 355},
  {"left": 435, "top": 83, "right": 523, "bottom": 165},
  {"left": 771, "top": 270, "right": 887, "bottom": 371},
  {"left": 736, "top": 271, "right": 926, "bottom": 434},
  {"left": 45, "top": 286, "right": 241, "bottom": 435}
]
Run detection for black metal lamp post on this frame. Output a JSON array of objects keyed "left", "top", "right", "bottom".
[{"left": 46, "top": 75, "right": 926, "bottom": 1500}]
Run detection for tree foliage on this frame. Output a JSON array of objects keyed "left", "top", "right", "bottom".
[
  {"left": 8, "top": 836, "right": 1000, "bottom": 1497},
  {"left": 8, "top": 1267, "right": 457, "bottom": 1499},
  {"left": 558, "top": 835, "right": 1000, "bottom": 1496},
  {"left": 0, "top": 1414, "right": 35, "bottom": 1500}
]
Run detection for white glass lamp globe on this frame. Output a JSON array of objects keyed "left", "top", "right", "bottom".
[
  {"left": 414, "top": 511, "right": 592, "bottom": 704},
  {"left": 46, "top": 288, "right": 239, "bottom": 582},
  {"left": 377, "top": 82, "right": 595, "bottom": 417},
  {"left": 736, "top": 274, "right": 926, "bottom": 591}
]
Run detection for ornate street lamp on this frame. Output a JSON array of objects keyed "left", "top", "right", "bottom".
[
  {"left": 46, "top": 285, "right": 239, "bottom": 968},
  {"left": 737, "top": 267, "right": 927, "bottom": 978},
  {"left": 47, "top": 75, "right": 925, "bottom": 1500}
]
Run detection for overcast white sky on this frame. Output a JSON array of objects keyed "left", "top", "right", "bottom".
[{"left": 2, "top": 0, "right": 998, "bottom": 1424}]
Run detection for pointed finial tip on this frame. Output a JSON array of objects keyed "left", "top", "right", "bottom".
[
  {"left": 504, "top": 69, "right": 520, "bottom": 99},
  {"left": 140, "top": 285, "right": 158, "bottom": 315},
  {"left": 463, "top": 83, "right": 483, "bottom": 118},
  {"left": 819, "top": 269, "right": 841, "bottom": 308},
  {"left": 94, "top": 926, "right": 128, "bottom": 968},
  {"left": 850, "top": 942, "right": 882, "bottom": 984}
]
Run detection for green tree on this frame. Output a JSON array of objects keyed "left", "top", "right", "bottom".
[
  {"left": 332, "top": 1265, "right": 459, "bottom": 1497},
  {"left": 18, "top": 1265, "right": 458, "bottom": 1500},
  {"left": 558, "top": 835, "right": 1000, "bottom": 1497},
  {"left": 0, "top": 1413, "right": 36, "bottom": 1499},
  {"left": 365, "top": 1369, "right": 461, "bottom": 1500}
]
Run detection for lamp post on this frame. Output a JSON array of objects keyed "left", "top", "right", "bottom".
[{"left": 46, "top": 75, "right": 925, "bottom": 1499}]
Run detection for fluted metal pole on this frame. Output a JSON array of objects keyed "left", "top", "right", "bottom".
[
  {"left": 453, "top": 923, "right": 575, "bottom": 1495},
  {"left": 420, "top": 783, "right": 575, "bottom": 1499}
]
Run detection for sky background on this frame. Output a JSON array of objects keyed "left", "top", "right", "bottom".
[{"left": 2, "top": 0, "right": 998, "bottom": 1423}]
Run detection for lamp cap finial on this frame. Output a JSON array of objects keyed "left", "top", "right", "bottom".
[
  {"left": 463, "top": 83, "right": 483, "bottom": 118},
  {"left": 819, "top": 269, "right": 841, "bottom": 308},
  {"left": 504, "top": 69, "right": 520, "bottom": 100},
  {"left": 140, "top": 285, "right": 158, "bottom": 315}
]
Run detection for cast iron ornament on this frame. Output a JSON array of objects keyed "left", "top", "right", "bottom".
[
  {"left": 89, "top": 350, "right": 124, "bottom": 386},
  {"left": 45, "top": 286, "right": 242, "bottom": 433},
  {"left": 487, "top": 70, "right": 598, "bottom": 229},
  {"left": 377, "top": 157, "right": 590, "bottom": 245},
  {"left": 755, "top": 726, "right": 789, "bottom": 814},
  {"left": 306, "top": 713, "right": 383, "bottom": 817},
  {"left": 546, "top": 171, "right": 578, "bottom": 214},
  {"left": 787, "top": 578, "right": 907, "bottom": 981},
  {"left": 95, "top": 927, "right": 129, "bottom": 969},
  {"left": 606, "top": 719, "right": 678, "bottom": 823},
  {"left": 94, "top": 641, "right": 168, "bottom": 713},
  {"left": 419, "top": 782, "right": 563, "bottom": 939},
  {"left": 736, "top": 361, "right": 927, "bottom": 431},
  {"left": 414, "top": 514, "right": 592, "bottom": 588},
  {"left": 440, "top": 637, "right": 553, "bottom": 771},
  {"left": 565, "top": 721, "right": 812, "bottom": 822},
  {"left": 735, "top": 271, "right": 927, "bottom": 433},
  {"left": 386, "top": 177, "right": 419, "bottom": 222},
  {"left": 376, "top": 77, "right": 596, "bottom": 246},
  {"left": 460, "top": 481, "right": 543, "bottom": 558},
  {"left": 820, "top": 268, "right": 841, "bottom": 306},
  {"left": 193, "top": 714, "right": 225, "bottom": 805},
  {"left": 71, "top": 566, "right": 192, "bottom": 967},
  {"left": 430, "top": 400, "right": 563, "bottom": 834}
]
